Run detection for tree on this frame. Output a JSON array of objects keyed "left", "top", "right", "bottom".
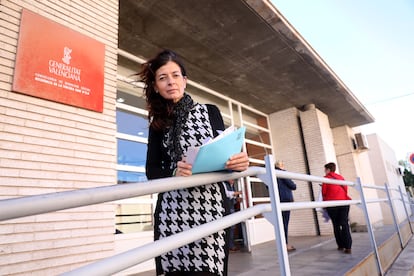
[{"left": 403, "top": 169, "right": 414, "bottom": 188}]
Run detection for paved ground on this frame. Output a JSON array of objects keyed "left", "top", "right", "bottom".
[
  {"left": 133, "top": 223, "right": 414, "bottom": 276},
  {"left": 386, "top": 234, "right": 414, "bottom": 276}
]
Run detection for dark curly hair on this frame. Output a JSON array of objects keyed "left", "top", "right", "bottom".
[
  {"left": 324, "top": 162, "right": 337, "bottom": 172},
  {"left": 138, "top": 49, "right": 187, "bottom": 131}
]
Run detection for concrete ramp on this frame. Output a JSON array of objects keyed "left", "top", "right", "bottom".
[{"left": 133, "top": 221, "right": 414, "bottom": 275}]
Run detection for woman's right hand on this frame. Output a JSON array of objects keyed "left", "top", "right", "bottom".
[{"left": 175, "top": 160, "right": 192, "bottom": 177}]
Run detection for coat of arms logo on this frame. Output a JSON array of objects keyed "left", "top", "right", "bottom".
[{"left": 62, "top": 47, "right": 72, "bottom": 64}]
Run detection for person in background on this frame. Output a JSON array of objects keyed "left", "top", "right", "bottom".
[
  {"left": 223, "top": 179, "right": 242, "bottom": 252},
  {"left": 275, "top": 160, "right": 297, "bottom": 252},
  {"left": 322, "top": 162, "right": 352, "bottom": 254},
  {"left": 141, "top": 49, "right": 249, "bottom": 276}
]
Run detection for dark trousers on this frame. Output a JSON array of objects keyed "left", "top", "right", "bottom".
[
  {"left": 228, "top": 207, "right": 236, "bottom": 248},
  {"left": 326, "top": 205, "right": 352, "bottom": 249},
  {"left": 165, "top": 272, "right": 218, "bottom": 276},
  {"left": 282, "top": 210, "right": 290, "bottom": 243}
]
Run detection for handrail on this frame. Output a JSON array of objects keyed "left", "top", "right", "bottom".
[
  {"left": 0, "top": 168, "right": 264, "bottom": 221},
  {"left": 273, "top": 169, "right": 355, "bottom": 186},
  {"left": 363, "top": 184, "right": 387, "bottom": 190},
  {"left": 62, "top": 204, "right": 272, "bottom": 276},
  {"left": 0, "top": 166, "right": 353, "bottom": 222}
]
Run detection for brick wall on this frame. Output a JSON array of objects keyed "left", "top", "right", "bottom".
[
  {"left": 0, "top": 1, "right": 118, "bottom": 274},
  {"left": 299, "top": 106, "right": 336, "bottom": 235},
  {"left": 269, "top": 107, "right": 319, "bottom": 236},
  {"left": 269, "top": 105, "right": 392, "bottom": 237}
]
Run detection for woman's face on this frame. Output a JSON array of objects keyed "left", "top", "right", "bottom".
[{"left": 154, "top": 61, "right": 187, "bottom": 103}]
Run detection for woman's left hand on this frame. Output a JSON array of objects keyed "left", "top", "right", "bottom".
[{"left": 225, "top": 151, "right": 249, "bottom": 171}]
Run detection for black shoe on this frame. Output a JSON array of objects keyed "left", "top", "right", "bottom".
[
  {"left": 344, "top": 248, "right": 352, "bottom": 254},
  {"left": 287, "top": 246, "right": 296, "bottom": 252}
]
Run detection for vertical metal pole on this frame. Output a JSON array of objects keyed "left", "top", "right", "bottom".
[
  {"left": 398, "top": 185, "right": 414, "bottom": 234},
  {"left": 239, "top": 177, "right": 252, "bottom": 253},
  {"left": 238, "top": 103, "right": 252, "bottom": 254},
  {"left": 411, "top": 195, "right": 414, "bottom": 215},
  {"left": 385, "top": 183, "right": 403, "bottom": 248},
  {"left": 264, "top": 154, "right": 291, "bottom": 276},
  {"left": 355, "top": 177, "right": 383, "bottom": 275}
]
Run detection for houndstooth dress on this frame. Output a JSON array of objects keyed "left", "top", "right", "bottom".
[{"left": 153, "top": 103, "right": 227, "bottom": 275}]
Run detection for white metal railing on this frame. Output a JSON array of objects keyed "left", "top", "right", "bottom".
[
  {"left": 0, "top": 168, "right": 262, "bottom": 222},
  {"left": 1, "top": 154, "right": 413, "bottom": 276},
  {"left": 65, "top": 205, "right": 273, "bottom": 275}
]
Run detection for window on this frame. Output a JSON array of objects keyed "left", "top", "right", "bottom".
[{"left": 115, "top": 86, "right": 154, "bottom": 233}]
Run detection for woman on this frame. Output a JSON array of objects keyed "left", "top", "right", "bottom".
[
  {"left": 275, "top": 160, "right": 297, "bottom": 252},
  {"left": 140, "top": 49, "right": 249, "bottom": 276},
  {"left": 322, "top": 162, "right": 352, "bottom": 254}
]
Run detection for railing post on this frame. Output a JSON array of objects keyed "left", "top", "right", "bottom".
[
  {"left": 239, "top": 177, "right": 252, "bottom": 253},
  {"left": 398, "top": 185, "right": 414, "bottom": 234},
  {"left": 384, "top": 183, "right": 404, "bottom": 248},
  {"left": 411, "top": 195, "right": 414, "bottom": 216},
  {"left": 411, "top": 195, "right": 414, "bottom": 214},
  {"left": 259, "top": 154, "right": 291, "bottom": 276},
  {"left": 355, "top": 177, "right": 383, "bottom": 275}
]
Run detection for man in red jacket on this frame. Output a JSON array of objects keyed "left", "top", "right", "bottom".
[{"left": 322, "top": 162, "right": 352, "bottom": 254}]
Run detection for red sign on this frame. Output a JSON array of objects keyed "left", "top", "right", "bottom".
[
  {"left": 410, "top": 153, "right": 414, "bottom": 164},
  {"left": 13, "top": 9, "right": 105, "bottom": 112}
]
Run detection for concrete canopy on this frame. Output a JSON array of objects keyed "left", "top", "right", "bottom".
[{"left": 119, "top": 0, "right": 374, "bottom": 128}]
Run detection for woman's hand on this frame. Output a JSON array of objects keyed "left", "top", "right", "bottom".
[
  {"left": 225, "top": 151, "right": 249, "bottom": 172},
  {"left": 175, "top": 160, "right": 192, "bottom": 177}
]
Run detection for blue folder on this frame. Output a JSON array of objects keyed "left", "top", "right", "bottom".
[{"left": 190, "top": 126, "right": 246, "bottom": 174}]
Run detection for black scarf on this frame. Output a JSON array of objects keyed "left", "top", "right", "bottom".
[{"left": 166, "top": 93, "right": 195, "bottom": 165}]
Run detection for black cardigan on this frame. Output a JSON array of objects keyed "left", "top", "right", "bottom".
[{"left": 145, "top": 104, "right": 225, "bottom": 180}]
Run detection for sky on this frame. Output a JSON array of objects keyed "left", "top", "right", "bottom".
[{"left": 271, "top": 0, "right": 414, "bottom": 161}]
